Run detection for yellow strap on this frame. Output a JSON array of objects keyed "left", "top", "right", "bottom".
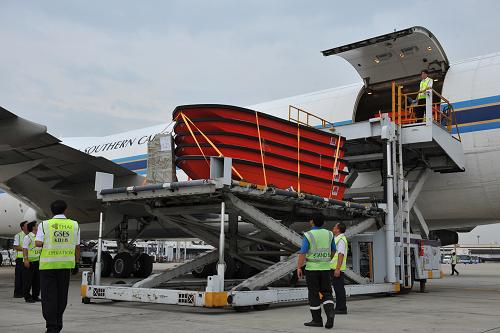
[
  {"left": 181, "top": 112, "right": 243, "bottom": 180},
  {"left": 180, "top": 112, "right": 210, "bottom": 166},
  {"left": 255, "top": 112, "right": 267, "bottom": 186},
  {"left": 329, "top": 137, "right": 342, "bottom": 199},
  {"left": 297, "top": 123, "right": 301, "bottom": 193}
]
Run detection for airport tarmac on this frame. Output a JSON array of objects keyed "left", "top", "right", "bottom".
[{"left": 1, "top": 263, "right": 499, "bottom": 333}]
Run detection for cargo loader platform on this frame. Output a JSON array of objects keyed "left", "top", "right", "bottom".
[{"left": 82, "top": 84, "right": 463, "bottom": 310}]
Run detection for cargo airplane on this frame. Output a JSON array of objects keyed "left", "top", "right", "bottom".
[{"left": 1, "top": 27, "right": 499, "bottom": 276}]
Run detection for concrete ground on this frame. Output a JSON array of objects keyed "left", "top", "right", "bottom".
[{"left": 1, "top": 263, "right": 500, "bottom": 333}]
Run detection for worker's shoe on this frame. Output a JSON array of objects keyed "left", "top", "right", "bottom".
[
  {"left": 324, "top": 316, "right": 334, "bottom": 329},
  {"left": 323, "top": 302, "right": 335, "bottom": 329},
  {"left": 335, "top": 309, "right": 348, "bottom": 315},
  {"left": 305, "top": 309, "right": 323, "bottom": 327},
  {"left": 304, "top": 320, "right": 323, "bottom": 327},
  {"left": 32, "top": 296, "right": 41, "bottom": 302},
  {"left": 13, "top": 293, "right": 23, "bottom": 298},
  {"left": 25, "top": 297, "right": 36, "bottom": 303}
]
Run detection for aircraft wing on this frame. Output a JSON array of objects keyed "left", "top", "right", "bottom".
[{"left": 0, "top": 106, "right": 144, "bottom": 223}]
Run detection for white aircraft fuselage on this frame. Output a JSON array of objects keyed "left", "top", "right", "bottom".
[{"left": 1, "top": 48, "right": 500, "bottom": 239}]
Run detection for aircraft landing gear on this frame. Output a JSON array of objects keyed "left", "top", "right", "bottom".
[
  {"left": 92, "top": 215, "right": 154, "bottom": 279},
  {"left": 92, "top": 251, "right": 113, "bottom": 277},
  {"left": 111, "top": 252, "right": 153, "bottom": 278}
]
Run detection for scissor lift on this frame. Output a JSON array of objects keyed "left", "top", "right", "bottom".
[{"left": 81, "top": 87, "right": 463, "bottom": 309}]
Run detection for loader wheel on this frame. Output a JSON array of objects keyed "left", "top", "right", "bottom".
[
  {"left": 252, "top": 286, "right": 270, "bottom": 311},
  {"left": 233, "top": 287, "right": 252, "bottom": 312}
]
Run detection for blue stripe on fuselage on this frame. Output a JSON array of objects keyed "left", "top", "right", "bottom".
[
  {"left": 112, "top": 154, "right": 149, "bottom": 163},
  {"left": 452, "top": 94, "right": 500, "bottom": 110},
  {"left": 110, "top": 155, "right": 180, "bottom": 175},
  {"left": 118, "top": 159, "right": 147, "bottom": 171},
  {"left": 327, "top": 95, "right": 500, "bottom": 134}
]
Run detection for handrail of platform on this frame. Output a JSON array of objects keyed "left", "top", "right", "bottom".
[
  {"left": 389, "top": 82, "right": 461, "bottom": 142},
  {"left": 288, "top": 105, "right": 334, "bottom": 130}
]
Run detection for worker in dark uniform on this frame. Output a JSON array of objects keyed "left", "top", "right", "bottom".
[
  {"left": 35, "top": 200, "right": 80, "bottom": 333},
  {"left": 297, "top": 213, "right": 336, "bottom": 329},
  {"left": 22, "top": 221, "right": 41, "bottom": 303},
  {"left": 13, "top": 221, "right": 28, "bottom": 298}
]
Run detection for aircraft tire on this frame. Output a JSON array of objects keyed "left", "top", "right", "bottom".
[
  {"left": 112, "top": 252, "right": 133, "bottom": 278},
  {"left": 133, "top": 253, "right": 153, "bottom": 278},
  {"left": 92, "top": 251, "right": 113, "bottom": 277}
]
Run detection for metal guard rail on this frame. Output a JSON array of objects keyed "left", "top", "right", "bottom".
[{"left": 390, "top": 83, "right": 461, "bottom": 142}]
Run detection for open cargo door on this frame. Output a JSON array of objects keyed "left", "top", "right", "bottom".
[{"left": 322, "top": 26, "right": 449, "bottom": 86}]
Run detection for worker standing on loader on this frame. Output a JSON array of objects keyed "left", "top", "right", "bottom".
[
  {"left": 331, "top": 222, "right": 348, "bottom": 314},
  {"left": 297, "top": 214, "right": 336, "bottom": 329},
  {"left": 414, "top": 69, "right": 433, "bottom": 121}
]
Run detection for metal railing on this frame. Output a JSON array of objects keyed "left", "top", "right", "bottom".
[
  {"left": 288, "top": 105, "right": 334, "bottom": 130},
  {"left": 390, "top": 82, "right": 461, "bottom": 141}
]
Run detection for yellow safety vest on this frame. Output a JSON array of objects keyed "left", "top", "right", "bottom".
[
  {"left": 304, "top": 229, "right": 334, "bottom": 271},
  {"left": 330, "top": 235, "right": 348, "bottom": 271},
  {"left": 418, "top": 77, "right": 432, "bottom": 100},
  {"left": 15, "top": 231, "right": 25, "bottom": 259},
  {"left": 26, "top": 232, "right": 41, "bottom": 262},
  {"left": 39, "top": 218, "right": 79, "bottom": 270}
]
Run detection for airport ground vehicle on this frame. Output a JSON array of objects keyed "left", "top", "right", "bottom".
[{"left": 82, "top": 81, "right": 454, "bottom": 308}]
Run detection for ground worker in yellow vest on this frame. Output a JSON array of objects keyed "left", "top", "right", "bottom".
[
  {"left": 35, "top": 200, "right": 80, "bottom": 333},
  {"left": 297, "top": 213, "right": 337, "bottom": 329},
  {"left": 414, "top": 69, "right": 433, "bottom": 121},
  {"left": 331, "top": 222, "right": 348, "bottom": 314},
  {"left": 22, "top": 221, "right": 41, "bottom": 303},
  {"left": 13, "top": 221, "right": 28, "bottom": 298}
]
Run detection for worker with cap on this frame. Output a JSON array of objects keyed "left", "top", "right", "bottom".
[
  {"left": 35, "top": 200, "right": 80, "bottom": 333},
  {"left": 297, "top": 213, "right": 336, "bottom": 329},
  {"left": 22, "top": 221, "right": 41, "bottom": 303},
  {"left": 13, "top": 221, "right": 28, "bottom": 298},
  {"left": 414, "top": 69, "right": 433, "bottom": 121},
  {"left": 451, "top": 252, "right": 459, "bottom": 276},
  {"left": 331, "top": 222, "right": 348, "bottom": 314}
]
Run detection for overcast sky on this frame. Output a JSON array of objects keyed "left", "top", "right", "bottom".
[
  {"left": 2, "top": 1, "right": 500, "bottom": 241},
  {"left": 1, "top": 0, "right": 500, "bottom": 137}
]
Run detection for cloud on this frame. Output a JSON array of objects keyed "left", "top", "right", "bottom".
[{"left": 0, "top": 1, "right": 499, "bottom": 136}]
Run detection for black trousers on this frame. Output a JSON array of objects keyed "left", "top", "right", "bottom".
[
  {"left": 451, "top": 264, "right": 459, "bottom": 275},
  {"left": 14, "top": 258, "right": 24, "bottom": 296},
  {"left": 331, "top": 271, "right": 347, "bottom": 311},
  {"left": 40, "top": 269, "right": 71, "bottom": 333},
  {"left": 23, "top": 261, "right": 40, "bottom": 300},
  {"left": 414, "top": 100, "right": 426, "bottom": 121},
  {"left": 305, "top": 270, "right": 335, "bottom": 321}
]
